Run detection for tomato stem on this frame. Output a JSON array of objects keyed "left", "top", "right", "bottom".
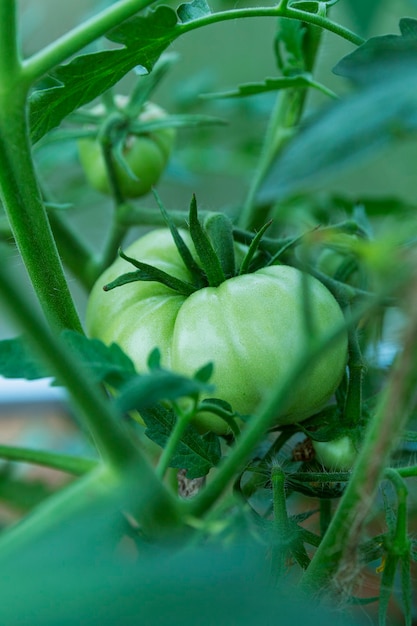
[
  {"left": 300, "top": 280, "right": 417, "bottom": 595},
  {"left": 0, "top": 443, "right": 97, "bottom": 476},
  {"left": 0, "top": 8, "right": 82, "bottom": 332}
]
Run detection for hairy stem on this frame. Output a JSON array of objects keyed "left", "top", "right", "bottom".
[
  {"left": 0, "top": 10, "right": 82, "bottom": 332},
  {"left": 300, "top": 277, "right": 417, "bottom": 596}
]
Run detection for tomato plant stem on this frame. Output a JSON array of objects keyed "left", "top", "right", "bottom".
[
  {"left": 300, "top": 280, "right": 417, "bottom": 596},
  {"left": 0, "top": 9, "right": 82, "bottom": 332},
  {"left": 156, "top": 404, "right": 194, "bottom": 480},
  {"left": 22, "top": 0, "right": 157, "bottom": 84}
]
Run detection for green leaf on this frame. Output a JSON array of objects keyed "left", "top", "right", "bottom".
[
  {"left": 194, "top": 362, "right": 214, "bottom": 384},
  {"left": 258, "top": 59, "right": 417, "bottom": 203},
  {"left": 29, "top": 6, "right": 179, "bottom": 143},
  {"left": 204, "top": 75, "right": 337, "bottom": 100},
  {"left": 60, "top": 331, "right": 137, "bottom": 387},
  {"left": 203, "top": 212, "right": 236, "bottom": 279},
  {"left": 177, "top": 0, "right": 212, "bottom": 23},
  {"left": 333, "top": 20, "right": 417, "bottom": 86},
  {"left": 104, "top": 250, "right": 197, "bottom": 296},
  {"left": 0, "top": 336, "right": 49, "bottom": 380},
  {"left": 189, "top": 195, "right": 226, "bottom": 287},
  {"left": 0, "top": 526, "right": 359, "bottom": 626},
  {"left": 140, "top": 404, "right": 221, "bottom": 478},
  {"left": 153, "top": 190, "right": 206, "bottom": 289},
  {"left": 114, "top": 370, "right": 214, "bottom": 413}
]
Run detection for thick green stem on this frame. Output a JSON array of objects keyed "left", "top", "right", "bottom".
[
  {"left": 300, "top": 280, "right": 417, "bottom": 595},
  {"left": 239, "top": 88, "right": 306, "bottom": 230},
  {"left": 0, "top": 250, "right": 148, "bottom": 473},
  {"left": 0, "top": 6, "right": 82, "bottom": 332},
  {"left": 22, "top": 0, "right": 157, "bottom": 84}
]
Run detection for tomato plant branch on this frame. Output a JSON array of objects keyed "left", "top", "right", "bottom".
[
  {"left": 0, "top": 252, "right": 153, "bottom": 475},
  {"left": 300, "top": 278, "right": 417, "bottom": 596},
  {"left": 0, "top": 443, "right": 97, "bottom": 476},
  {"left": 0, "top": 26, "right": 82, "bottom": 332},
  {"left": 156, "top": 402, "right": 195, "bottom": 479},
  {"left": 179, "top": 6, "right": 364, "bottom": 48},
  {"left": 21, "top": 0, "right": 157, "bottom": 84}
]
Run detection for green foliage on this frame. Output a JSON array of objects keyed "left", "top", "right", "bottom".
[{"left": 1, "top": 1, "right": 417, "bottom": 624}]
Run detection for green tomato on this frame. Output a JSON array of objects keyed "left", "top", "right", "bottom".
[
  {"left": 313, "top": 436, "right": 357, "bottom": 471},
  {"left": 78, "top": 101, "right": 175, "bottom": 198},
  {"left": 86, "top": 229, "right": 348, "bottom": 434}
]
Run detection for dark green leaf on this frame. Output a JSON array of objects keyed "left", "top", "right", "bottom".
[
  {"left": 0, "top": 336, "right": 49, "bottom": 380},
  {"left": 153, "top": 190, "right": 206, "bottom": 288},
  {"left": 238, "top": 221, "right": 272, "bottom": 276},
  {"left": 114, "top": 370, "right": 213, "bottom": 413},
  {"left": 204, "top": 75, "right": 336, "bottom": 100},
  {"left": 399, "top": 17, "right": 417, "bottom": 39},
  {"left": 147, "top": 348, "right": 162, "bottom": 371},
  {"left": 104, "top": 250, "right": 196, "bottom": 296},
  {"left": 258, "top": 60, "right": 417, "bottom": 203},
  {"left": 189, "top": 195, "right": 226, "bottom": 287},
  {"left": 0, "top": 523, "right": 358, "bottom": 626},
  {"left": 30, "top": 6, "right": 179, "bottom": 143},
  {"left": 61, "top": 330, "right": 137, "bottom": 387},
  {"left": 333, "top": 21, "right": 417, "bottom": 86},
  {"left": 204, "top": 212, "right": 236, "bottom": 278},
  {"left": 194, "top": 362, "right": 214, "bottom": 384},
  {"left": 140, "top": 404, "right": 221, "bottom": 478},
  {"left": 177, "top": 0, "right": 212, "bottom": 23}
]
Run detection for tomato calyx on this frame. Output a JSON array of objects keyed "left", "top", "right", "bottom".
[{"left": 103, "top": 193, "right": 273, "bottom": 295}]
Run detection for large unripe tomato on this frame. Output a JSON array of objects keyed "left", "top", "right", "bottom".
[
  {"left": 86, "top": 229, "right": 348, "bottom": 434},
  {"left": 77, "top": 100, "right": 175, "bottom": 198}
]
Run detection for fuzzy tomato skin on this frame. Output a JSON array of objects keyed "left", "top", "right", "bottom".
[
  {"left": 78, "top": 101, "right": 175, "bottom": 198},
  {"left": 86, "top": 229, "right": 348, "bottom": 434}
]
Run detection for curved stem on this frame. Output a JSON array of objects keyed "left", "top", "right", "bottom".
[
  {"left": 22, "top": 2, "right": 363, "bottom": 89},
  {"left": 22, "top": 0, "right": 157, "bottom": 84},
  {"left": 178, "top": 6, "right": 364, "bottom": 47},
  {"left": 0, "top": 16, "right": 82, "bottom": 332},
  {"left": 0, "top": 444, "right": 97, "bottom": 476}
]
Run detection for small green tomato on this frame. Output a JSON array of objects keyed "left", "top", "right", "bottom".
[
  {"left": 313, "top": 436, "right": 357, "bottom": 471},
  {"left": 78, "top": 99, "right": 175, "bottom": 198}
]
